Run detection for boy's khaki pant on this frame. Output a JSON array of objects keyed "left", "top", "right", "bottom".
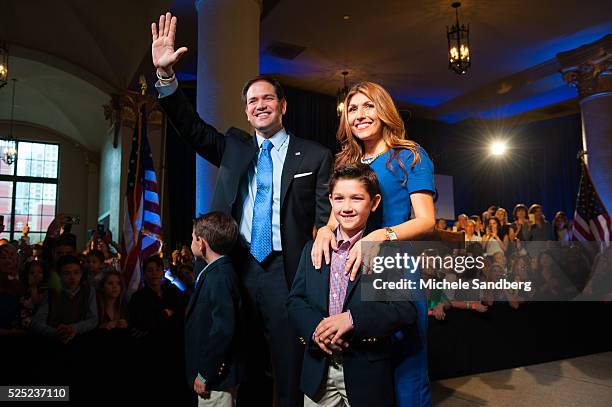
[
  {"left": 197, "top": 388, "right": 236, "bottom": 407},
  {"left": 304, "top": 363, "right": 350, "bottom": 407}
]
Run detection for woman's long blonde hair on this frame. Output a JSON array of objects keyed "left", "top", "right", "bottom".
[{"left": 335, "top": 81, "right": 421, "bottom": 184}]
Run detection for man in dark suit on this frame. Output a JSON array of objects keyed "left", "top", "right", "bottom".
[
  {"left": 185, "top": 212, "right": 241, "bottom": 406},
  {"left": 152, "top": 13, "right": 333, "bottom": 406}
]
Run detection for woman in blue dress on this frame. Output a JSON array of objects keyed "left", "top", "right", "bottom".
[{"left": 312, "top": 81, "right": 435, "bottom": 406}]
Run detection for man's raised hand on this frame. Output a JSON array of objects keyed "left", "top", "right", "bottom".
[{"left": 151, "top": 12, "right": 188, "bottom": 77}]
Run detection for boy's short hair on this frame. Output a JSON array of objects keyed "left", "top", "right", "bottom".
[
  {"left": 328, "top": 163, "right": 381, "bottom": 199},
  {"left": 56, "top": 255, "right": 81, "bottom": 273},
  {"left": 193, "top": 212, "right": 238, "bottom": 255},
  {"left": 56, "top": 234, "right": 77, "bottom": 249},
  {"left": 143, "top": 255, "right": 164, "bottom": 270},
  {"left": 86, "top": 250, "right": 105, "bottom": 263}
]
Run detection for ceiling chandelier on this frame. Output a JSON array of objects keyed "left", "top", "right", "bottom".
[
  {"left": 0, "top": 41, "right": 8, "bottom": 89},
  {"left": 447, "top": 2, "right": 471, "bottom": 75},
  {"left": 1, "top": 79, "right": 18, "bottom": 166},
  {"left": 336, "top": 71, "right": 349, "bottom": 117}
]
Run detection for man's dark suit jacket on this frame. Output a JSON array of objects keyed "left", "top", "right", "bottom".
[
  {"left": 184, "top": 256, "right": 241, "bottom": 390},
  {"left": 160, "top": 89, "right": 333, "bottom": 286},
  {"left": 287, "top": 241, "right": 417, "bottom": 407}
]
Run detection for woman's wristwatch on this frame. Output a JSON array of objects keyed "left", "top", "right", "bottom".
[{"left": 385, "top": 227, "right": 398, "bottom": 241}]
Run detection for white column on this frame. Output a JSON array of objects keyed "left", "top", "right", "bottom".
[
  {"left": 194, "top": 0, "right": 261, "bottom": 215},
  {"left": 559, "top": 35, "right": 612, "bottom": 209}
]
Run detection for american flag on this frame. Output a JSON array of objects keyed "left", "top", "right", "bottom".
[
  {"left": 573, "top": 160, "right": 611, "bottom": 248},
  {"left": 122, "top": 104, "right": 163, "bottom": 299}
]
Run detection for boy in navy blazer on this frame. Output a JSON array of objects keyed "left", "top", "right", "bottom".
[
  {"left": 287, "top": 164, "right": 417, "bottom": 407},
  {"left": 185, "top": 212, "right": 241, "bottom": 406}
]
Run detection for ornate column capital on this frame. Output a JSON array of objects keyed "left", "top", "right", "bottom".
[
  {"left": 103, "top": 90, "right": 164, "bottom": 148},
  {"left": 558, "top": 34, "right": 612, "bottom": 101}
]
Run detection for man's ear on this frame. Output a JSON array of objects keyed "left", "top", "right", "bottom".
[
  {"left": 198, "top": 237, "right": 208, "bottom": 254},
  {"left": 371, "top": 194, "right": 382, "bottom": 212},
  {"left": 280, "top": 98, "right": 287, "bottom": 115}
]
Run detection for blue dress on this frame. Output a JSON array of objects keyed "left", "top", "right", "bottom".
[{"left": 368, "top": 147, "right": 435, "bottom": 407}]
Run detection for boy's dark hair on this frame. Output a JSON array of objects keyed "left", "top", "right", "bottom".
[
  {"left": 56, "top": 255, "right": 81, "bottom": 273},
  {"left": 241, "top": 75, "right": 286, "bottom": 103},
  {"left": 469, "top": 215, "right": 481, "bottom": 222},
  {"left": 143, "top": 255, "right": 164, "bottom": 270},
  {"left": 56, "top": 234, "right": 77, "bottom": 250},
  {"left": 86, "top": 250, "right": 105, "bottom": 263},
  {"left": 193, "top": 212, "right": 238, "bottom": 255},
  {"left": 328, "top": 163, "right": 381, "bottom": 199}
]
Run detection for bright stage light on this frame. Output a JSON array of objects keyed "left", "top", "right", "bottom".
[{"left": 490, "top": 141, "right": 507, "bottom": 156}]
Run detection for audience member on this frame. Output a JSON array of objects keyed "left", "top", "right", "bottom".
[
  {"left": 17, "top": 260, "right": 48, "bottom": 330},
  {"left": 97, "top": 270, "right": 128, "bottom": 330},
  {"left": 494, "top": 207, "right": 510, "bottom": 241},
  {"left": 436, "top": 218, "right": 448, "bottom": 231},
  {"left": 464, "top": 219, "right": 482, "bottom": 243},
  {"left": 455, "top": 214, "right": 468, "bottom": 232},
  {"left": 528, "top": 204, "right": 552, "bottom": 241},
  {"left": 129, "top": 256, "right": 185, "bottom": 335},
  {"left": 470, "top": 215, "right": 484, "bottom": 237},
  {"left": 511, "top": 204, "right": 531, "bottom": 241},
  {"left": 482, "top": 217, "right": 506, "bottom": 257},
  {"left": 0, "top": 244, "right": 23, "bottom": 333},
  {"left": 31, "top": 255, "right": 98, "bottom": 344},
  {"left": 552, "top": 211, "right": 572, "bottom": 244},
  {"left": 84, "top": 250, "right": 107, "bottom": 288}
]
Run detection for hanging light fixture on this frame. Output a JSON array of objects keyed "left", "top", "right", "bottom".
[
  {"left": 446, "top": 2, "right": 471, "bottom": 75},
  {"left": 1, "top": 79, "right": 18, "bottom": 166},
  {"left": 0, "top": 41, "right": 8, "bottom": 88},
  {"left": 336, "top": 71, "right": 349, "bottom": 117}
]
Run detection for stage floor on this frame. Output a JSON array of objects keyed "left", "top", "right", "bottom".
[{"left": 432, "top": 352, "right": 612, "bottom": 407}]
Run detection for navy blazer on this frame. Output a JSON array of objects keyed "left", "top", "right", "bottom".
[
  {"left": 287, "top": 241, "right": 417, "bottom": 407},
  {"left": 160, "top": 89, "right": 333, "bottom": 287},
  {"left": 184, "top": 257, "right": 241, "bottom": 390}
]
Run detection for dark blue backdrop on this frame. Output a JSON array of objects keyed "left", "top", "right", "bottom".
[{"left": 165, "top": 84, "right": 582, "bottom": 247}]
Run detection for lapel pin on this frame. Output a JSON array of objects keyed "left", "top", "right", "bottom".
[{"left": 295, "top": 152, "right": 301, "bottom": 156}]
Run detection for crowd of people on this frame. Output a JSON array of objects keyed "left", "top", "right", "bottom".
[
  {"left": 425, "top": 203, "right": 609, "bottom": 321},
  {"left": 0, "top": 214, "right": 190, "bottom": 343},
  {"left": 1, "top": 12, "right": 609, "bottom": 407}
]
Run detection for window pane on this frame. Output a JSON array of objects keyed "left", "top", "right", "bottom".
[
  {"left": 14, "top": 198, "right": 30, "bottom": 215},
  {"left": 0, "top": 140, "right": 16, "bottom": 175},
  {"left": 39, "top": 215, "right": 54, "bottom": 232},
  {"left": 2, "top": 142, "right": 58, "bottom": 241},
  {"left": 42, "top": 200, "right": 55, "bottom": 216},
  {"left": 15, "top": 182, "right": 28, "bottom": 199},
  {"left": 24, "top": 232, "right": 43, "bottom": 245},
  {"left": 14, "top": 215, "right": 29, "bottom": 231},
  {"left": 44, "top": 144, "right": 59, "bottom": 161},
  {"left": 44, "top": 161, "right": 57, "bottom": 178},
  {"left": 0, "top": 182, "right": 13, "bottom": 211},
  {"left": 17, "top": 142, "right": 59, "bottom": 179}
]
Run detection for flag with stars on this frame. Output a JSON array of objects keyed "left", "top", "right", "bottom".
[
  {"left": 573, "top": 160, "right": 611, "bottom": 249},
  {"left": 122, "top": 104, "right": 163, "bottom": 299}
]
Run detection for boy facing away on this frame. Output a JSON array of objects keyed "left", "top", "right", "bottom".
[
  {"left": 287, "top": 163, "right": 417, "bottom": 407},
  {"left": 185, "top": 212, "right": 241, "bottom": 406}
]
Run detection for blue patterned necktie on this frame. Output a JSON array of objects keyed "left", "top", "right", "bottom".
[{"left": 250, "top": 139, "right": 274, "bottom": 262}]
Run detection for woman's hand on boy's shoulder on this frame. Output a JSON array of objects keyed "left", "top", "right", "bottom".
[{"left": 311, "top": 226, "right": 337, "bottom": 270}]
